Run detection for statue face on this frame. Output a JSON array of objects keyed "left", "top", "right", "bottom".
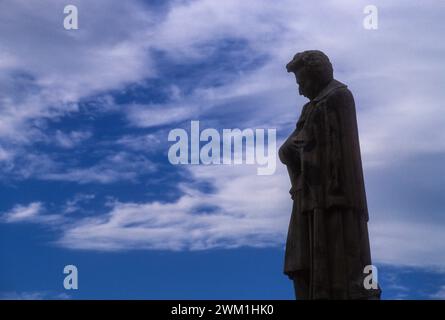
[{"left": 294, "top": 70, "right": 317, "bottom": 100}]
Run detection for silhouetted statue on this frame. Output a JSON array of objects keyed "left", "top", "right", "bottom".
[{"left": 279, "top": 50, "right": 381, "bottom": 299}]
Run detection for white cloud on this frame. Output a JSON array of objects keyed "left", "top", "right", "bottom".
[
  {"left": 43, "top": 151, "right": 156, "bottom": 184},
  {"left": 1, "top": 152, "right": 57, "bottom": 180},
  {"left": 115, "top": 134, "right": 162, "bottom": 152},
  {"left": 0, "top": 291, "right": 70, "bottom": 300},
  {"left": 1, "top": 0, "right": 444, "bottom": 165},
  {"left": 126, "top": 103, "right": 197, "bottom": 128},
  {"left": 49, "top": 159, "right": 445, "bottom": 273},
  {"left": 0, "top": 0, "right": 156, "bottom": 143},
  {"left": 57, "top": 164, "right": 291, "bottom": 251},
  {"left": 64, "top": 193, "right": 96, "bottom": 214},
  {"left": 0, "top": 292, "right": 48, "bottom": 300},
  {"left": 54, "top": 130, "right": 92, "bottom": 149},
  {"left": 0, "top": 202, "right": 63, "bottom": 226},
  {"left": 2, "top": 0, "right": 443, "bottom": 170},
  {"left": 152, "top": 0, "right": 289, "bottom": 59},
  {"left": 1, "top": 201, "right": 65, "bottom": 225},
  {"left": 0, "top": 146, "right": 13, "bottom": 161},
  {"left": 4, "top": 156, "right": 445, "bottom": 274},
  {"left": 147, "top": 0, "right": 445, "bottom": 167},
  {"left": 370, "top": 219, "right": 445, "bottom": 271},
  {"left": 53, "top": 161, "right": 445, "bottom": 272},
  {"left": 2, "top": 202, "right": 45, "bottom": 223}
]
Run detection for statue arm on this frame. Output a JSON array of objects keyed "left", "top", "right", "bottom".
[{"left": 279, "top": 128, "right": 303, "bottom": 169}]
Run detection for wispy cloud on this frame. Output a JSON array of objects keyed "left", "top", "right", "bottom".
[
  {"left": 2, "top": 202, "right": 43, "bottom": 223},
  {"left": 431, "top": 286, "right": 445, "bottom": 300},
  {"left": 0, "top": 291, "right": 70, "bottom": 300},
  {"left": 126, "top": 103, "right": 197, "bottom": 128},
  {"left": 1, "top": 202, "right": 61, "bottom": 224},
  {"left": 0, "top": 0, "right": 156, "bottom": 144},
  {"left": 370, "top": 219, "right": 445, "bottom": 270},
  {"left": 115, "top": 134, "right": 162, "bottom": 152},
  {"left": 43, "top": 152, "right": 156, "bottom": 184},
  {"left": 54, "top": 130, "right": 92, "bottom": 149},
  {"left": 63, "top": 193, "right": 96, "bottom": 214},
  {"left": 57, "top": 164, "right": 291, "bottom": 251}
]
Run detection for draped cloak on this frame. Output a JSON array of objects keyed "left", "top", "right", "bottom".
[{"left": 279, "top": 79, "right": 381, "bottom": 299}]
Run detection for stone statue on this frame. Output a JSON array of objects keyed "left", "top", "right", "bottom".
[{"left": 279, "top": 50, "right": 381, "bottom": 299}]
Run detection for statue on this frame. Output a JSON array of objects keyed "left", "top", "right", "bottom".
[{"left": 279, "top": 50, "right": 381, "bottom": 299}]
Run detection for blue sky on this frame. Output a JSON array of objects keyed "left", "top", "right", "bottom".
[{"left": 1, "top": 0, "right": 445, "bottom": 299}]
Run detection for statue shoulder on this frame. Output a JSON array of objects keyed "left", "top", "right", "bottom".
[{"left": 325, "top": 85, "right": 355, "bottom": 110}]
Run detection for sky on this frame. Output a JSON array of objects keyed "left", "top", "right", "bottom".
[{"left": 0, "top": 0, "right": 445, "bottom": 300}]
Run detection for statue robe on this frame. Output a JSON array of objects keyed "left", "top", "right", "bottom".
[{"left": 279, "top": 79, "right": 381, "bottom": 299}]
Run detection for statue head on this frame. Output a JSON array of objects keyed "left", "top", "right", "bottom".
[{"left": 286, "top": 50, "right": 334, "bottom": 100}]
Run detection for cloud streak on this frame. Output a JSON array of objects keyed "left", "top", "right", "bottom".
[{"left": 57, "top": 164, "right": 291, "bottom": 251}]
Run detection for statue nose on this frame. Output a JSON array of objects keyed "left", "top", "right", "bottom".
[{"left": 286, "top": 62, "right": 292, "bottom": 72}]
